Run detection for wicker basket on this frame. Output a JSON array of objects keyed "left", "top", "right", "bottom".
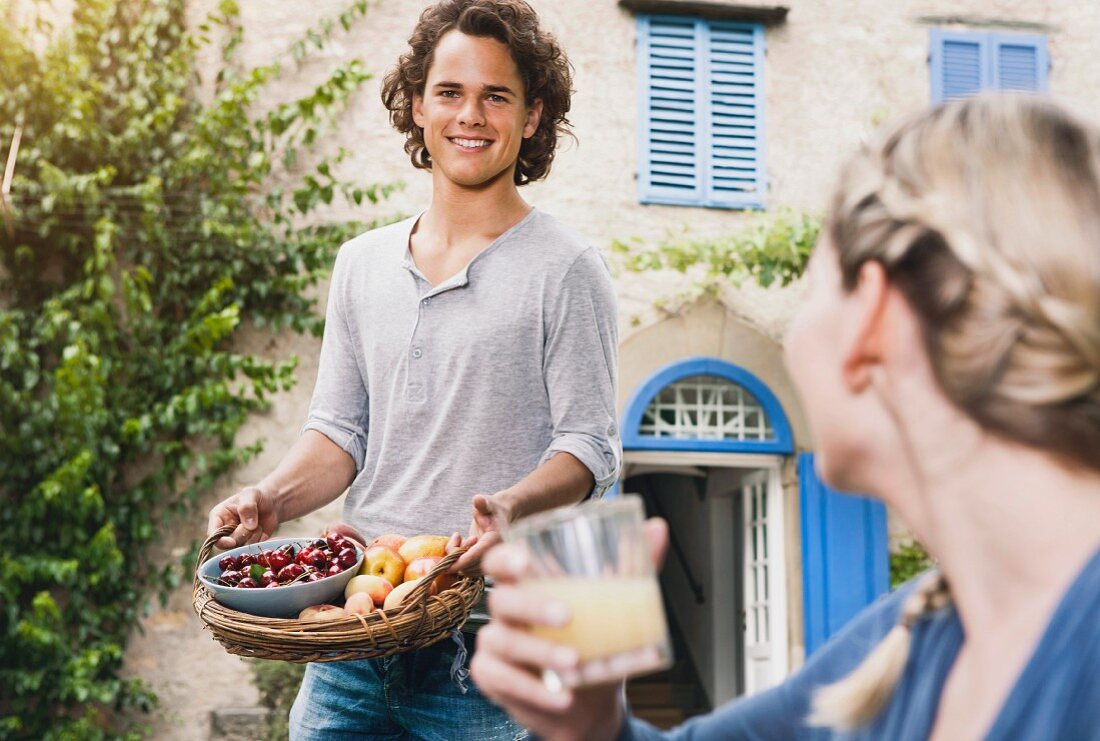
[{"left": 192, "top": 526, "right": 484, "bottom": 663}]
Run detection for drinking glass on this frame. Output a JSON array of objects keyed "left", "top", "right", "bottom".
[{"left": 505, "top": 495, "right": 672, "bottom": 689}]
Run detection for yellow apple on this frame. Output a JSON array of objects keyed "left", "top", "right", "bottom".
[
  {"left": 298, "top": 604, "right": 346, "bottom": 621},
  {"left": 343, "top": 591, "right": 375, "bottom": 616},
  {"left": 370, "top": 533, "right": 407, "bottom": 552},
  {"left": 344, "top": 574, "right": 394, "bottom": 606},
  {"left": 360, "top": 545, "right": 406, "bottom": 586},
  {"left": 383, "top": 578, "right": 425, "bottom": 611},
  {"left": 398, "top": 534, "right": 449, "bottom": 563}
]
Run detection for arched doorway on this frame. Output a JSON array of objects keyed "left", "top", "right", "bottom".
[{"left": 619, "top": 357, "right": 793, "bottom": 703}]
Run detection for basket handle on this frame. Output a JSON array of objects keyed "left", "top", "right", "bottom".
[
  {"left": 192, "top": 523, "right": 235, "bottom": 602},
  {"left": 393, "top": 545, "right": 470, "bottom": 617}
]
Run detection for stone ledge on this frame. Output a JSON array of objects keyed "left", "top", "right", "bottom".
[
  {"left": 209, "top": 707, "right": 272, "bottom": 739},
  {"left": 618, "top": 0, "right": 789, "bottom": 24}
]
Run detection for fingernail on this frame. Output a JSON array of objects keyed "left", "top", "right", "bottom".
[
  {"left": 244, "top": 518, "right": 256, "bottom": 529},
  {"left": 544, "top": 602, "right": 570, "bottom": 627}
]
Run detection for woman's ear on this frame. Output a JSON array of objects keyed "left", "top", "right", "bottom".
[
  {"left": 523, "top": 98, "right": 544, "bottom": 139},
  {"left": 842, "top": 261, "right": 890, "bottom": 393}
]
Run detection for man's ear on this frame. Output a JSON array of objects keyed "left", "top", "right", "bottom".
[
  {"left": 842, "top": 261, "right": 890, "bottom": 393},
  {"left": 412, "top": 92, "right": 425, "bottom": 129},
  {"left": 523, "top": 98, "right": 544, "bottom": 139}
]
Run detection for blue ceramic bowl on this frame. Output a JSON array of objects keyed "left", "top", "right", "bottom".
[{"left": 197, "top": 537, "right": 363, "bottom": 619}]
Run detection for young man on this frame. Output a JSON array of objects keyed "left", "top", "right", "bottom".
[{"left": 205, "top": 1, "right": 620, "bottom": 737}]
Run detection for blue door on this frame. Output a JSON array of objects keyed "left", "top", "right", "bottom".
[{"left": 799, "top": 453, "right": 889, "bottom": 655}]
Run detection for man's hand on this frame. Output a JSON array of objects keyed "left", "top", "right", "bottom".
[
  {"left": 451, "top": 493, "right": 513, "bottom": 576},
  {"left": 207, "top": 486, "right": 281, "bottom": 550}
]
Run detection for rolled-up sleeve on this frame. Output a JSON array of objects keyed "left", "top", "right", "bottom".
[
  {"left": 302, "top": 244, "right": 369, "bottom": 473},
  {"left": 538, "top": 247, "right": 622, "bottom": 498}
]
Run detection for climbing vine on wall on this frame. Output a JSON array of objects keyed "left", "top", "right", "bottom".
[{"left": 0, "top": 0, "right": 392, "bottom": 736}]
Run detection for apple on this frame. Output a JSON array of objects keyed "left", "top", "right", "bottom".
[
  {"left": 298, "top": 604, "right": 346, "bottom": 621},
  {"left": 361, "top": 545, "right": 406, "bottom": 586},
  {"left": 383, "top": 578, "right": 425, "bottom": 611},
  {"left": 398, "top": 535, "right": 449, "bottom": 564},
  {"left": 370, "top": 533, "right": 408, "bottom": 552},
  {"left": 404, "top": 557, "right": 459, "bottom": 595},
  {"left": 344, "top": 592, "right": 375, "bottom": 616},
  {"left": 344, "top": 574, "right": 394, "bottom": 606}
]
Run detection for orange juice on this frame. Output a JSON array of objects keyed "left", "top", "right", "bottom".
[{"left": 521, "top": 576, "right": 669, "bottom": 662}]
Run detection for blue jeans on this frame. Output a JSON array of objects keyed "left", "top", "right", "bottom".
[{"left": 288, "top": 631, "right": 527, "bottom": 740}]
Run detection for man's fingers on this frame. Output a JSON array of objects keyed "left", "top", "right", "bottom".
[
  {"left": 237, "top": 489, "right": 260, "bottom": 530},
  {"left": 487, "top": 584, "right": 571, "bottom": 629},
  {"left": 476, "top": 623, "right": 578, "bottom": 674}
]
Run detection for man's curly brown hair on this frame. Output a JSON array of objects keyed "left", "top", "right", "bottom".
[{"left": 380, "top": 0, "right": 574, "bottom": 186}]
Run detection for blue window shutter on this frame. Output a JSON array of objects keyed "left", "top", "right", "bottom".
[
  {"left": 930, "top": 29, "right": 987, "bottom": 102},
  {"left": 638, "top": 16, "right": 704, "bottom": 204},
  {"left": 800, "top": 453, "right": 889, "bottom": 656},
  {"left": 931, "top": 29, "right": 1048, "bottom": 103},
  {"left": 638, "top": 16, "right": 765, "bottom": 209},
  {"left": 705, "top": 22, "right": 766, "bottom": 208},
  {"left": 992, "top": 33, "right": 1049, "bottom": 92}
]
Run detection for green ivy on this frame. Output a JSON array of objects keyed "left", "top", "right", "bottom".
[
  {"left": 890, "top": 540, "right": 935, "bottom": 588},
  {"left": 0, "top": 1, "right": 394, "bottom": 737},
  {"left": 251, "top": 660, "right": 307, "bottom": 741},
  {"left": 611, "top": 208, "right": 819, "bottom": 299}
]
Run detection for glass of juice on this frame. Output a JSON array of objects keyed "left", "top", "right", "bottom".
[{"left": 505, "top": 495, "right": 672, "bottom": 689}]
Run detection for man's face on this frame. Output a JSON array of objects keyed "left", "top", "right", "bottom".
[{"left": 412, "top": 31, "right": 543, "bottom": 189}]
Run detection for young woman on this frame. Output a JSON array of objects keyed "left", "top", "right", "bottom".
[{"left": 469, "top": 95, "right": 1100, "bottom": 740}]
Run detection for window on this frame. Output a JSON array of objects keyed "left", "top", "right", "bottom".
[
  {"left": 639, "top": 374, "right": 775, "bottom": 441},
  {"left": 930, "top": 29, "right": 1049, "bottom": 102},
  {"left": 637, "top": 16, "right": 766, "bottom": 209}
]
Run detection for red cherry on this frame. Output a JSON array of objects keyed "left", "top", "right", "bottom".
[
  {"left": 336, "top": 547, "right": 357, "bottom": 569},
  {"left": 260, "top": 570, "right": 278, "bottom": 587},
  {"left": 218, "top": 569, "right": 241, "bottom": 585},
  {"left": 218, "top": 555, "right": 238, "bottom": 572},
  {"left": 267, "top": 550, "right": 291, "bottom": 572},
  {"left": 237, "top": 577, "right": 259, "bottom": 589},
  {"left": 304, "top": 549, "right": 328, "bottom": 571},
  {"left": 326, "top": 563, "right": 343, "bottom": 577},
  {"left": 238, "top": 553, "right": 256, "bottom": 569},
  {"left": 278, "top": 564, "right": 305, "bottom": 583},
  {"left": 257, "top": 549, "right": 273, "bottom": 567},
  {"left": 309, "top": 538, "right": 328, "bottom": 550},
  {"left": 264, "top": 581, "right": 281, "bottom": 588},
  {"left": 295, "top": 547, "right": 315, "bottom": 566},
  {"left": 305, "top": 572, "right": 326, "bottom": 582},
  {"left": 326, "top": 533, "right": 347, "bottom": 551}
]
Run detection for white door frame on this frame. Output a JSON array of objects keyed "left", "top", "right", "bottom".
[{"left": 622, "top": 451, "right": 790, "bottom": 695}]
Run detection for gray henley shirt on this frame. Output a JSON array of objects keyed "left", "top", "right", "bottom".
[{"left": 303, "top": 207, "right": 622, "bottom": 550}]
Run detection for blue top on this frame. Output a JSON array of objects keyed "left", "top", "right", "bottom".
[{"left": 620, "top": 548, "right": 1100, "bottom": 740}]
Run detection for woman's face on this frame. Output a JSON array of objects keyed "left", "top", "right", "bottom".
[{"left": 784, "top": 234, "right": 874, "bottom": 491}]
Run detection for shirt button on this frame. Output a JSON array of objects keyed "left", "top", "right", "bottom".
[
  {"left": 424, "top": 297, "right": 432, "bottom": 305},
  {"left": 412, "top": 347, "right": 423, "bottom": 359}
]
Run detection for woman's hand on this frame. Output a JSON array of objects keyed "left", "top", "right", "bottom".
[{"left": 470, "top": 518, "right": 669, "bottom": 741}]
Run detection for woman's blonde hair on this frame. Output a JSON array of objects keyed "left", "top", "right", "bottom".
[{"left": 810, "top": 95, "right": 1100, "bottom": 729}]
